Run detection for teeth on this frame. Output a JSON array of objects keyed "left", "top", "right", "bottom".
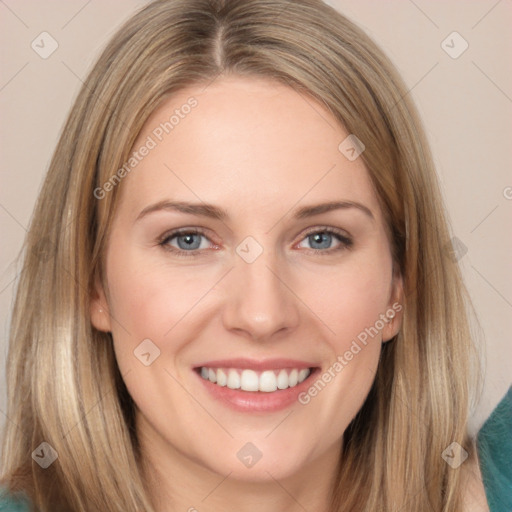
[
  {"left": 216, "top": 368, "right": 227, "bottom": 386},
  {"left": 259, "top": 370, "right": 277, "bottom": 392},
  {"left": 227, "top": 369, "right": 240, "bottom": 389},
  {"left": 199, "top": 367, "right": 311, "bottom": 392},
  {"left": 277, "top": 369, "right": 289, "bottom": 390},
  {"left": 298, "top": 368, "right": 310, "bottom": 382},
  {"left": 240, "top": 369, "right": 259, "bottom": 391}
]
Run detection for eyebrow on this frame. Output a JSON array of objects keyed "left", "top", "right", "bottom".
[{"left": 135, "top": 199, "right": 374, "bottom": 222}]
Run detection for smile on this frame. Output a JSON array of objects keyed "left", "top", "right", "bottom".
[
  {"left": 199, "top": 367, "right": 311, "bottom": 392},
  {"left": 193, "top": 358, "right": 320, "bottom": 412}
]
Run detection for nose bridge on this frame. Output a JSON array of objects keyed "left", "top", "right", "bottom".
[{"left": 222, "top": 239, "right": 299, "bottom": 340}]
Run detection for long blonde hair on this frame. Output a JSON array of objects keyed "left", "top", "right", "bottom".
[{"left": 1, "top": 0, "right": 481, "bottom": 510}]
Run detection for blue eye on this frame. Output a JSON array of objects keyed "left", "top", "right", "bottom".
[
  {"left": 159, "top": 229, "right": 214, "bottom": 257},
  {"left": 158, "top": 227, "right": 352, "bottom": 258},
  {"left": 298, "top": 229, "right": 353, "bottom": 253},
  {"left": 307, "top": 232, "right": 333, "bottom": 250},
  {"left": 172, "top": 232, "right": 204, "bottom": 250}
]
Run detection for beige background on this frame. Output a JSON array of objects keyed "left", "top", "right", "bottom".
[{"left": 1, "top": 0, "right": 511, "bottom": 437}]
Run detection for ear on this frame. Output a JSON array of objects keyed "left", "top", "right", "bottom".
[
  {"left": 90, "top": 271, "right": 112, "bottom": 333},
  {"left": 381, "top": 271, "right": 404, "bottom": 343}
]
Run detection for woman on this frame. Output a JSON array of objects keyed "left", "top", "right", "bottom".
[{"left": 0, "top": 0, "right": 495, "bottom": 510}]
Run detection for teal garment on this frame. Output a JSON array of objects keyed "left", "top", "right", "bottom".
[
  {"left": 0, "top": 387, "right": 510, "bottom": 510},
  {"left": 477, "top": 385, "right": 512, "bottom": 512},
  {"left": 0, "top": 488, "right": 30, "bottom": 511}
]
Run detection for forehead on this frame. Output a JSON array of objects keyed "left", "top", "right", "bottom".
[{"left": 118, "top": 76, "right": 382, "bottom": 223}]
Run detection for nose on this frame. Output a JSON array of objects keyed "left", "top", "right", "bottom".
[{"left": 221, "top": 249, "right": 301, "bottom": 342}]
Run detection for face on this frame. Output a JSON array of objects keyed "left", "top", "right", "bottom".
[{"left": 91, "top": 76, "right": 403, "bottom": 484}]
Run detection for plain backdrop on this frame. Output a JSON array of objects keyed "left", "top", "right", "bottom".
[{"left": 1, "top": 0, "right": 511, "bottom": 440}]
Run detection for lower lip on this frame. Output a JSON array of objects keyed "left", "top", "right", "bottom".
[{"left": 193, "top": 368, "right": 319, "bottom": 413}]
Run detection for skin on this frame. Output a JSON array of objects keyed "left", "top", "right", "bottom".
[{"left": 90, "top": 75, "right": 405, "bottom": 511}]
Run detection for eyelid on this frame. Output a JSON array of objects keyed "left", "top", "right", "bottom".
[
  {"left": 298, "top": 225, "right": 352, "bottom": 241},
  {"left": 157, "top": 225, "right": 353, "bottom": 257},
  {"left": 157, "top": 226, "right": 210, "bottom": 244}
]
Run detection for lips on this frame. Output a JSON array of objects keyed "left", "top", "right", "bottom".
[{"left": 193, "top": 358, "right": 319, "bottom": 412}]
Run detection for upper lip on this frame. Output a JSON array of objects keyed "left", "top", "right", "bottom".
[{"left": 194, "top": 358, "right": 318, "bottom": 371}]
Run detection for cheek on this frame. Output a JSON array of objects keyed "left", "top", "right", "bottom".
[
  {"left": 303, "top": 247, "right": 393, "bottom": 351},
  {"left": 110, "top": 271, "right": 172, "bottom": 335},
  {"left": 297, "top": 260, "right": 392, "bottom": 428},
  {"left": 104, "top": 246, "right": 208, "bottom": 369},
  {"left": 104, "top": 254, "right": 206, "bottom": 420},
  {"left": 106, "top": 245, "right": 209, "bottom": 330},
  {"left": 296, "top": 246, "right": 393, "bottom": 423}
]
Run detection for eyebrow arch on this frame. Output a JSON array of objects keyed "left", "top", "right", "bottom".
[
  {"left": 294, "top": 201, "right": 374, "bottom": 220},
  {"left": 136, "top": 199, "right": 374, "bottom": 222},
  {"left": 136, "top": 200, "right": 228, "bottom": 222}
]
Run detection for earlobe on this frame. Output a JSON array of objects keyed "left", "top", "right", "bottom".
[
  {"left": 90, "top": 274, "right": 112, "bottom": 333},
  {"left": 382, "top": 272, "right": 404, "bottom": 343}
]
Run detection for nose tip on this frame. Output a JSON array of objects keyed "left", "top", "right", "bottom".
[{"left": 221, "top": 255, "right": 300, "bottom": 341}]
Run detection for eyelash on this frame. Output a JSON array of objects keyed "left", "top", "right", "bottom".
[{"left": 157, "top": 226, "right": 353, "bottom": 258}]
